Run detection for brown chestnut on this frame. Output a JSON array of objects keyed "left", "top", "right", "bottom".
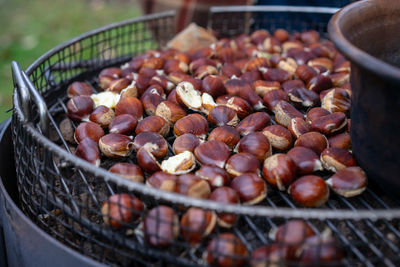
[
  {"left": 262, "top": 125, "right": 293, "bottom": 151},
  {"left": 174, "top": 113, "right": 208, "bottom": 139},
  {"left": 202, "top": 75, "right": 226, "bottom": 98},
  {"left": 173, "top": 133, "right": 201, "bottom": 155},
  {"left": 328, "top": 132, "right": 351, "bottom": 150},
  {"left": 109, "top": 114, "right": 138, "bottom": 136},
  {"left": 250, "top": 244, "right": 292, "bottom": 267},
  {"left": 175, "top": 174, "right": 211, "bottom": 199},
  {"left": 274, "top": 219, "right": 316, "bottom": 245},
  {"left": 326, "top": 166, "right": 367, "bottom": 197},
  {"left": 262, "top": 154, "right": 296, "bottom": 191},
  {"left": 208, "top": 106, "right": 239, "bottom": 127},
  {"left": 205, "top": 233, "right": 249, "bottom": 267},
  {"left": 67, "top": 81, "right": 93, "bottom": 98},
  {"left": 289, "top": 175, "right": 329, "bottom": 207},
  {"left": 135, "top": 115, "right": 170, "bottom": 137},
  {"left": 209, "top": 187, "right": 240, "bottom": 228},
  {"left": 306, "top": 107, "right": 330, "bottom": 123},
  {"left": 208, "top": 126, "right": 240, "bottom": 150},
  {"left": 146, "top": 171, "right": 177, "bottom": 192},
  {"left": 252, "top": 80, "right": 280, "bottom": 98},
  {"left": 287, "top": 146, "right": 323, "bottom": 175},
  {"left": 109, "top": 162, "right": 144, "bottom": 183},
  {"left": 75, "top": 137, "right": 100, "bottom": 166},
  {"left": 263, "top": 89, "right": 289, "bottom": 111},
  {"left": 133, "top": 132, "right": 168, "bottom": 159},
  {"left": 144, "top": 206, "right": 179, "bottom": 247},
  {"left": 194, "top": 140, "right": 231, "bottom": 168},
  {"left": 137, "top": 145, "right": 162, "bottom": 174},
  {"left": 294, "top": 132, "right": 328, "bottom": 155},
  {"left": 310, "top": 112, "right": 347, "bottom": 136},
  {"left": 89, "top": 105, "right": 115, "bottom": 128},
  {"left": 180, "top": 208, "right": 217, "bottom": 246},
  {"left": 320, "top": 147, "right": 356, "bottom": 172},
  {"left": 67, "top": 95, "right": 94, "bottom": 122},
  {"left": 108, "top": 78, "right": 131, "bottom": 93},
  {"left": 273, "top": 101, "right": 303, "bottom": 128},
  {"left": 236, "top": 112, "right": 271, "bottom": 136},
  {"left": 236, "top": 132, "right": 272, "bottom": 162},
  {"left": 226, "top": 152, "right": 260, "bottom": 177},
  {"left": 99, "top": 133, "right": 134, "bottom": 158},
  {"left": 217, "top": 95, "right": 253, "bottom": 119},
  {"left": 195, "top": 165, "right": 230, "bottom": 189},
  {"left": 230, "top": 173, "right": 267, "bottom": 205},
  {"left": 298, "top": 234, "right": 343, "bottom": 266},
  {"left": 288, "top": 117, "right": 312, "bottom": 139},
  {"left": 74, "top": 121, "right": 104, "bottom": 144},
  {"left": 115, "top": 96, "right": 143, "bottom": 119},
  {"left": 155, "top": 100, "right": 187, "bottom": 125},
  {"left": 101, "top": 193, "right": 144, "bottom": 229}
]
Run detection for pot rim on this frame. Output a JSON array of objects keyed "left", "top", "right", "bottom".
[{"left": 328, "top": 0, "right": 400, "bottom": 83}]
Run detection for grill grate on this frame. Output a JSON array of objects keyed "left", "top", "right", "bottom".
[{"left": 11, "top": 6, "right": 400, "bottom": 266}]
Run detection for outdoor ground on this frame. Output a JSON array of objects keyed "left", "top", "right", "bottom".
[{"left": 0, "top": 0, "right": 141, "bottom": 122}]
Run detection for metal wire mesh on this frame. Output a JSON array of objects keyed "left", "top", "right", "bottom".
[{"left": 11, "top": 6, "right": 400, "bottom": 267}]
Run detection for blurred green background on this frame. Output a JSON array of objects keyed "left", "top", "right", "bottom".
[{"left": 0, "top": 0, "right": 142, "bottom": 122}]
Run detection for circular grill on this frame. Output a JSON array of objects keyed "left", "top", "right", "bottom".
[{"left": 11, "top": 6, "right": 400, "bottom": 266}]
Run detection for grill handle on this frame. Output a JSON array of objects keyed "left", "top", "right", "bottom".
[{"left": 12, "top": 61, "right": 49, "bottom": 136}]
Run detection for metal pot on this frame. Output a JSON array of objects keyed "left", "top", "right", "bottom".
[{"left": 329, "top": 0, "right": 400, "bottom": 198}]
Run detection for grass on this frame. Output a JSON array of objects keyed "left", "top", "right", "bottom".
[{"left": 0, "top": 0, "right": 142, "bottom": 122}]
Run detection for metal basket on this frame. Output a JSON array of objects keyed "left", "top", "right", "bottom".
[{"left": 11, "top": 6, "right": 400, "bottom": 266}]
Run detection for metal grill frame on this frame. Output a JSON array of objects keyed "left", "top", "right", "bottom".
[{"left": 11, "top": 6, "right": 400, "bottom": 267}]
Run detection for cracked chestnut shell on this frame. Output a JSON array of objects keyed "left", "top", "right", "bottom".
[
  {"left": 310, "top": 112, "right": 347, "bottom": 136},
  {"left": 205, "top": 233, "right": 249, "bottom": 267},
  {"left": 289, "top": 175, "right": 329, "bottom": 207},
  {"left": 146, "top": 171, "right": 177, "bottom": 192},
  {"left": 109, "top": 162, "right": 144, "bottom": 183},
  {"left": 174, "top": 113, "right": 208, "bottom": 139},
  {"left": 175, "top": 174, "right": 211, "bottom": 199},
  {"left": 262, "top": 154, "right": 296, "bottom": 191},
  {"left": 273, "top": 100, "right": 303, "bottom": 128},
  {"left": 326, "top": 166, "right": 367, "bottom": 197},
  {"left": 101, "top": 194, "right": 144, "bottom": 229},
  {"left": 288, "top": 117, "right": 312, "bottom": 139},
  {"left": 133, "top": 132, "right": 168, "bottom": 159},
  {"left": 320, "top": 147, "right": 356, "bottom": 172},
  {"left": 262, "top": 125, "right": 293, "bottom": 151},
  {"left": 99, "top": 133, "right": 134, "bottom": 158},
  {"left": 135, "top": 115, "right": 170, "bottom": 137},
  {"left": 144, "top": 206, "right": 179, "bottom": 247},
  {"left": 155, "top": 100, "right": 187, "bottom": 125},
  {"left": 194, "top": 140, "right": 231, "bottom": 169},
  {"left": 208, "top": 106, "right": 239, "bottom": 127},
  {"left": 161, "top": 151, "right": 196, "bottom": 175},
  {"left": 89, "top": 105, "right": 115, "bottom": 128},
  {"left": 230, "top": 173, "right": 267, "bottom": 205}
]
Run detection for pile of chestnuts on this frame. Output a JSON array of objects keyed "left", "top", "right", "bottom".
[{"left": 64, "top": 27, "right": 366, "bottom": 266}]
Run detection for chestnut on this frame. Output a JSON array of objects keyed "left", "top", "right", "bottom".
[
  {"left": 180, "top": 207, "right": 217, "bottom": 246},
  {"left": 133, "top": 132, "right": 168, "bottom": 159},
  {"left": 99, "top": 133, "right": 134, "bottom": 158},
  {"left": 101, "top": 193, "right": 144, "bottom": 229},
  {"left": 287, "top": 146, "right": 323, "bottom": 175},
  {"left": 195, "top": 165, "right": 230, "bottom": 189},
  {"left": 252, "top": 80, "right": 280, "bottom": 98},
  {"left": 194, "top": 140, "right": 231, "bottom": 169},
  {"left": 295, "top": 64, "right": 318, "bottom": 84},
  {"left": 250, "top": 244, "right": 292, "bottom": 267},
  {"left": 208, "top": 106, "right": 239, "bottom": 127},
  {"left": 288, "top": 175, "right": 329, "bottom": 207},
  {"left": 306, "top": 107, "right": 330, "bottom": 123},
  {"left": 91, "top": 91, "right": 120, "bottom": 109},
  {"left": 326, "top": 166, "right": 367, "bottom": 198},
  {"left": 155, "top": 100, "right": 187, "bottom": 125},
  {"left": 174, "top": 113, "right": 208, "bottom": 139},
  {"left": 164, "top": 59, "right": 188, "bottom": 74},
  {"left": 288, "top": 117, "right": 312, "bottom": 139},
  {"left": 74, "top": 121, "right": 104, "bottom": 144},
  {"left": 294, "top": 131, "right": 328, "bottom": 155},
  {"left": 244, "top": 57, "right": 269, "bottom": 72},
  {"left": 173, "top": 133, "right": 200, "bottom": 155},
  {"left": 109, "top": 114, "right": 138, "bottom": 136},
  {"left": 175, "top": 174, "right": 211, "bottom": 199},
  {"left": 221, "top": 63, "right": 242, "bottom": 78},
  {"left": 137, "top": 145, "right": 162, "bottom": 174},
  {"left": 261, "top": 68, "right": 291, "bottom": 83},
  {"left": 310, "top": 112, "right": 347, "bottom": 136},
  {"left": 298, "top": 234, "right": 343, "bottom": 266},
  {"left": 175, "top": 81, "right": 202, "bottom": 111},
  {"left": 263, "top": 89, "right": 289, "bottom": 111},
  {"left": 205, "top": 233, "right": 249, "bottom": 267},
  {"left": 321, "top": 88, "right": 351, "bottom": 115},
  {"left": 75, "top": 137, "right": 100, "bottom": 166},
  {"left": 115, "top": 97, "right": 143, "bottom": 120},
  {"left": 161, "top": 151, "right": 196, "bottom": 175},
  {"left": 262, "top": 154, "right": 296, "bottom": 191},
  {"left": 108, "top": 77, "right": 131, "bottom": 93},
  {"left": 288, "top": 87, "right": 320, "bottom": 108},
  {"left": 273, "top": 101, "right": 303, "bottom": 128},
  {"left": 328, "top": 132, "right": 351, "bottom": 150},
  {"left": 209, "top": 187, "right": 240, "bottom": 228},
  {"left": 140, "top": 88, "right": 165, "bottom": 116},
  {"left": 273, "top": 219, "right": 316, "bottom": 245},
  {"left": 236, "top": 132, "right": 272, "bottom": 162},
  {"left": 217, "top": 95, "right": 253, "bottom": 119},
  {"left": 208, "top": 126, "right": 240, "bottom": 150},
  {"left": 230, "top": 173, "right": 267, "bottom": 205},
  {"left": 226, "top": 152, "right": 260, "bottom": 177},
  {"left": 89, "top": 105, "right": 115, "bottom": 128},
  {"left": 281, "top": 79, "right": 305, "bottom": 93},
  {"left": 109, "top": 162, "right": 144, "bottom": 183},
  {"left": 202, "top": 75, "right": 226, "bottom": 98},
  {"left": 67, "top": 95, "right": 94, "bottom": 122},
  {"left": 67, "top": 81, "right": 93, "bottom": 98},
  {"left": 194, "top": 64, "right": 218, "bottom": 79},
  {"left": 236, "top": 112, "right": 271, "bottom": 136},
  {"left": 225, "top": 79, "right": 251, "bottom": 96},
  {"left": 98, "top": 67, "right": 121, "bottom": 89},
  {"left": 135, "top": 115, "right": 170, "bottom": 137},
  {"left": 238, "top": 85, "right": 265, "bottom": 110},
  {"left": 146, "top": 171, "right": 177, "bottom": 192},
  {"left": 201, "top": 92, "right": 218, "bottom": 112},
  {"left": 262, "top": 125, "right": 293, "bottom": 151},
  {"left": 144, "top": 206, "right": 179, "bottom": 247},
  {"left": 320, "top": 147, "right": 356, "bottom": 172},
  {"left": 307, "top": 74, "right": 333, "bottom": 93}
]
